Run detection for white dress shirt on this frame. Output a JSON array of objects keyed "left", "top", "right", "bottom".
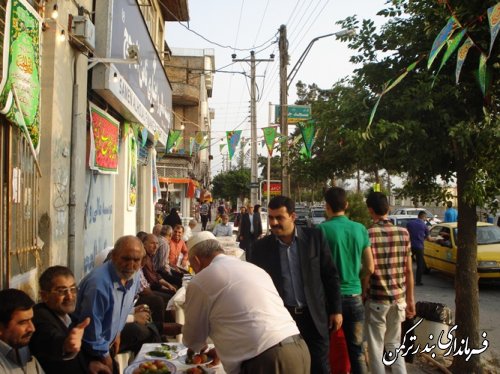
[{"left": 183, "top": 255, "right": 299, "bottom": 374}]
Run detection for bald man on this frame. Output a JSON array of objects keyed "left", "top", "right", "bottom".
[{"left": 74, "top": 235, "right": 144, "bottom": 374}]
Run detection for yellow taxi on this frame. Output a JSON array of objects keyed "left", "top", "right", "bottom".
[{"left": 424, "top": 222, "right": 500, "bottom": 279}]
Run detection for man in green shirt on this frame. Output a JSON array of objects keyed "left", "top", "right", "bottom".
[{"left": 319, "top": 187, "right": 374, "bottom": 374}]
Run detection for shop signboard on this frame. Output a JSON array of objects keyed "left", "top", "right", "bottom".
[
  {"left": 261, "top": 181, "right": 282, "bottom": 197},
  {"left": 274, "top": 105, "right": 311, "bottom": 124},
  {"left": 93, "top": 0, "right": 172, "bottom": 146},
  {"left": 0, "top": 0, "right": 41, "bottom": 148}
]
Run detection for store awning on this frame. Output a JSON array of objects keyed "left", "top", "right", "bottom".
[
  {"left": 159, "top": 177, "right": 199, "bottom": 198},
  {"left": 159, "top": 177, "right": 192, "bottom": 184}
]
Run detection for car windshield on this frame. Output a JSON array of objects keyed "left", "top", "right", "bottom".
[
  {"left": 312, "top": 210, "right": 325, "bottom": 217},
  {"left": 477, "top": 226, "right": 500, "bottom": 245},
  {"left": 295, "top": 209, "right": 308, "bottom": 218}
]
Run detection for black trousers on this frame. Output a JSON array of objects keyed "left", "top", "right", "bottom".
[
  {"left": 411, "top": 247, "right": 425, "bottom": 284},
  {"left": 286, "top": 307, "right": 330, "bottom": 374}
]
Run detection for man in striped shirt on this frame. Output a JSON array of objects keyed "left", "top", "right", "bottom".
[{"left": 364, "top": 192, "right": 415, "bottom": 374}]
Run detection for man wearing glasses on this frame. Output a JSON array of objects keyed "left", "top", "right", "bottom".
[{"left": 30, "top": 266, "right": 109, "bottom": 374}]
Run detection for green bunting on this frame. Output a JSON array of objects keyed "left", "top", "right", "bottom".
[{"left": 262, "top": 127, "right": 277, "bottom": 156}]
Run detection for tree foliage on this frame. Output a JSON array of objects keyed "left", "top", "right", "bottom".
[
  {"left": 211, "top": 168, "right": 250, "bottom": 208},
  {"left": 292, "top": 1, "right": 499, "bottom": 372}
]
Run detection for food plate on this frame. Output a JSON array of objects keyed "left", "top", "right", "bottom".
[
  {"left": 145, "top": 350, "right": 178, "bottom": 360},
  {"left": 161, "top": 342, "right": 187, "bottom": 355},
  {"left": 177, "top": 354, "right": 213, "bottom": 367},
  {"left": 124, "top": 358, "right": 177, "bottom": 374}
]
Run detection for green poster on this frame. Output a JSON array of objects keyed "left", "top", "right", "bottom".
[{"left": 0, "top": 0, "right": 41, "bottom": 149}]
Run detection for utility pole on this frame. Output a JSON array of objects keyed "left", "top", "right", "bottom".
[
  {"left": 250, "top": 51, "right": 258, "bottom": 204},
  {"left": 279, "top": 25, "right": 290, "bottom": 196},
  {"left": 233, "top": 51, "right": 274, "bottom": 204}
]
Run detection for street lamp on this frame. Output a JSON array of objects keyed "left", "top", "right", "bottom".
[
  {"left": 279, "top": 27, "right": 355, "bottom": 196},
  {"left": 287, "top": 28, "right": 356, "bottom": 87}
]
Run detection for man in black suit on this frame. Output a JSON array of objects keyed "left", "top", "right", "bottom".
[
  {"left": 29, "top": 266, "right": 108, "bottom": 374},
  {"left": 238, "top": 204, "right": 263, "bottom": 260},
  {"left": 250, "top": 196, "right": 342, "bottom": 374}
]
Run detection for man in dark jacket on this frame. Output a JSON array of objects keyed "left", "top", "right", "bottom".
[
  {"left": 30, "top": 266, "right": 106, "bottom": 374},
  {"left": 250, "top": 195, "right": 342, "bottom": 374}
]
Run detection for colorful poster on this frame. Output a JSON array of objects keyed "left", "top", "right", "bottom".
[
  {"left": 455, "top": 37, "right": 474, "bottom": 84},
  {"left": 128, "top": 130, "right": 138, "bottom": 209},
  {"left": 488, "top": 3, "right": 500, "bottom": 56},
  {"left": 140, "top": 126, "right": 148, "bottom": 147},
  {"left": 195, "top": 131, "right": 209, "bottom": 151},
  {"left": 226, "top": 130, "right": 242, "bottom": 160},
  {"left": 89, "top": 103, "right": 120, "bottom": 174},
  {"left": 428, "top": 17, "right": 457, "bottom": 69},
  {"left": 0, "top": 0, "right": 42, "bottom": 149},
  {"left": 262, "top": 126, "right": 277, "bottom": 156},
  {"left": 151, "top": 151, "right": 161, "bottom": 203}
]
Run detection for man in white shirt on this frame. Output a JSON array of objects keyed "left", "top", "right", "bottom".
[
  {"left": 212, "top": 214, "right": 232, "bottom": 237},
  {"left": 183, "top": 232, "right": 310, "bottom": 374}
]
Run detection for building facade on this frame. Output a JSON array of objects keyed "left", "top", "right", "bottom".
[
  {"left": 158, "top": 48, "right": 214, "bottom": 222},
  {"left": 0, "top": 0, "right": 190, "bottom": 296}
]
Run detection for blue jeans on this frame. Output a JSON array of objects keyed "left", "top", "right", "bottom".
[{"left": 341, "top": 295, "right": 367, "bottom": 374}]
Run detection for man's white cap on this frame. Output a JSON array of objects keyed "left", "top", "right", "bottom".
[{"left": 187, "top": 231, "right": 217, "bottom": 251}]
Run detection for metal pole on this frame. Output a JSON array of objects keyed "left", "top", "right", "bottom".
[
  {"left": 279, "top": 25, "right": 290, "bottom": 197},
  {"left": 267, "top": 102, "right": 272, "bottom": 232},
  {"left": 250, "top": 51, "right": 258, "bottom": 204}
]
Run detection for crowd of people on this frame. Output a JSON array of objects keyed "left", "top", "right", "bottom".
[{"left": 1, "top": 190, "right": 420, "bottom": 374}]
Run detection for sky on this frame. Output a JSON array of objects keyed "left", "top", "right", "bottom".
[{"left": 165, "top": 0, "right": 388, "bottom": 176}]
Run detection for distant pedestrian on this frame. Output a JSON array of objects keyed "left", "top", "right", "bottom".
[
  {"left": 200, "top": 200, "right": 210, "bottom": 231},
  {"left": 406, "top": 211, "right": 430, "bottom": 286},
  {"left": 364, "top": 192, "right": 415, "bottom": 374},
  {"left": 212, "top": 214, "right": 233, "bottom": 237},
  {"left": 163, "top": 208, "right": 182, "bottom": 228},
  {"left": 443, "top": 201, "right": 458, "bottom": 222}
]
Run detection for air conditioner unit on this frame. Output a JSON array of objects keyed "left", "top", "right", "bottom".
[{"left": 71, "top": 16, "right": 95, "bottom": 51}]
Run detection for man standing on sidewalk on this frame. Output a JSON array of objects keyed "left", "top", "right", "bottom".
[
  {"left": 251, "top": 195, "right": 342, "bottom": 374},
  {"left": 364, "top": 192, "right": 415, "bottom": 374},
  {"left": 405, "top": 211, "right": 430, "bottom": 286},
  {"left": 319, "top": 187, "right": 373, "bottom": 374}
]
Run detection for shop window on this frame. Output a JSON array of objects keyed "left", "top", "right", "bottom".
[{"left": 0, "top": 122, "right": 41, "bottom": 288}]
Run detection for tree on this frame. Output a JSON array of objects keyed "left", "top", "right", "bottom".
[
  {"left": 211, "top": 168, "right": 250, "bottom": 208},
  {"left": 332, "top": 1, "right": 500, "bottom": 372}
]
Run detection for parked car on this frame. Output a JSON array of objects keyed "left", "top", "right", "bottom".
[
  {"left": 388, "top": 214, "right": 419, "bottom": 228},
  {"left": 388, "top": 214, "right": 432, "bottom": 228},
  {"left": 307, "top": 207, "right": 326, "bottom": 227},
  {"left": 391, "top": 208, "right": 441, "bottom": 225},
  {"left": 295, "top": 207, "right": 309, "bottom": 227},
  {"left": 424, "top": 222, "right": 500, "bottom": 279}
]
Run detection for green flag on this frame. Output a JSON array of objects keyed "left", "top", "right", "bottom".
[
  {"left": 226, "top": 130, "right": 242, "bottom": 160},
  {"left": 488, "top": 3, "right": 500, "bottom": 56},
  {"left": 166, "top": 130, "right": 182, "bottom": 153},
  {"left": 455, "top": 37, "right": 474, "bottom": 84},
  {"left": 478, "top": 53, "right": 488, "bottom": 96},
  {"left": 428, "top": 17, "right": 458, "bottom": 70},
  {"left": 0, "top": 0, "right": 42, "bottom": 149},
  {"left": 262, "top": 127, "right": 277, "bottom": 156},
  {"left": 298, "top": 121, "right": 316, "bottom": 158}
]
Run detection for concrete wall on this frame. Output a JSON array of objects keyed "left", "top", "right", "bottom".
[{"left": 38, "top": 0, "right": 92, "bottom": 283}]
